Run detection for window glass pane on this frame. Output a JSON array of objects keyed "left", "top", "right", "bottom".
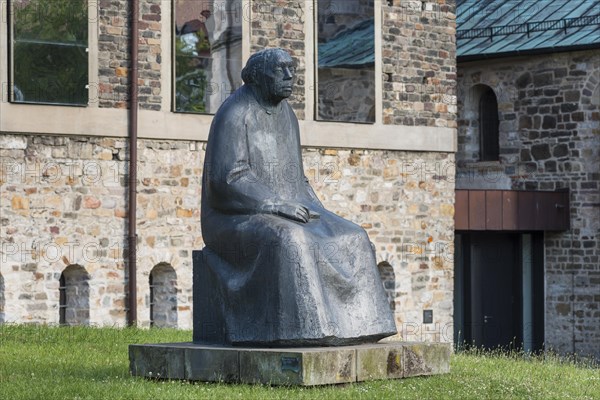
[
  {"left": 11, "top": 0, "right": 88, "bottom": 105},
  {"left": 317, "top": 0, "right": 375, "bottom": 123},
  {"left": 174, "top": 0, "right": 243, "bottom": 114}
]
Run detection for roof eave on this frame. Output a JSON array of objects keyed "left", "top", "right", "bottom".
[{"left": 457, "top": 43, "right": 600, "bottom": 63}]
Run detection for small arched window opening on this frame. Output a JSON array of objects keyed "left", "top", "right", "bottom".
[
  {"left": 0, "top": 273, "right": 5, "bottom": 323},
  {"left": 149, "top": 263, "right": 178, "bottom": 328},
  {"left": 377, "top": 261, "right": 396, "bottom": 311},
  {"left": 479, "top": 87, "right": 500, "bottom": 161},
  {"left": 59, "top": 265, "right": 90, "bottom": 326}
]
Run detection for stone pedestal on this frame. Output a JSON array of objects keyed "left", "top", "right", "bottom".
[{"left": 129, "top": 342, "right": 451, "bottom": 386}]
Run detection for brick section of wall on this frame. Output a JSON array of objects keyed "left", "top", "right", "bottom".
[
  {"left": 250, "top": 0, "right": 306, "bottom": 119},
  {"left": 382, "top": 0, "right": 457, "bottom": 128},
  {"left": 456, "top": 50, "right": 600, "bottom": 358},
  {"left": 0, "top": 134, "right": 455, "bottom": 342},
  {"left": 98, "top": 0, "right": 162, "bottom": 110}
]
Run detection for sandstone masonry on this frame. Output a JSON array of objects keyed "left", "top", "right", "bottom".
[
  {"left": 0, "top": 1, "right": 457, "bottom": 345},
  {"left": 0, "top": 134, "right": 455, "bottom": 341}
]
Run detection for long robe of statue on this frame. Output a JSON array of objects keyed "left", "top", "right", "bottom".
[{"left": 194, "top": 48, "right": 396, "bottom": 346}]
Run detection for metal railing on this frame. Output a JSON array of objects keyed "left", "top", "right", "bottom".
[{"left": 457, "top": 14, "right": 600, "bottom": 40}]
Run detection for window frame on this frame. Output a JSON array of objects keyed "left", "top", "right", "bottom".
[
  {"left": 7, "top": 0, "right": 95, "bottom": 107},
  {"left": 171, "top": 0, "right": 246, "bottom": 115},
  {"left": 0, "top": 0, "right": 455, "bottom": 152},
  {"left": 312, "top": 0, "right": 381, "bottom": 125}
]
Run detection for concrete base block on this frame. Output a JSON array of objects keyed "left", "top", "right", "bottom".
[
  {"left": 129, "top": 342, "right": 451, "bottom": 386},
  {"left": 403, "top": 342, "right": 452, "bottom": 377}
]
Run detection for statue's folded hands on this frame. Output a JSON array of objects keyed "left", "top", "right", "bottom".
[{"left": 260, "top": 202, "right": 311, "bottom": 223}]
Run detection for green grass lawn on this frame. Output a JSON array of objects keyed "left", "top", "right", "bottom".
[{"left": 0, "top": 325, "right": 598, "bottom": 399}]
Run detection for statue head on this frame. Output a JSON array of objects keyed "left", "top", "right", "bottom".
[{"left": 242, "top": 48, "right": 296, "bottom": 104}]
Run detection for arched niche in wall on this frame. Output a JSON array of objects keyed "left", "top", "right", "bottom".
[
  {"left": 465, "top": 84, "right": 500, "bottom": 161},
  {"left": 377, "top": 261, "right": 396, "bottom": 311},
  {"left": 149, "top": 263, "right": 178, "bottom": 328},
  {"left": 59, "top": 265, "right": 90, "bottom": 326},
  {"left": 478, "top": 86, "right": 500, "bottom": 161}
]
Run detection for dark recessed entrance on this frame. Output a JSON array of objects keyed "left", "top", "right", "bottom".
[
  {"left": 471, "top": 233, "right": 518, "bottom": 348},
  {"left": 454, "top": 232, "right": 545, "bottom": 351}
]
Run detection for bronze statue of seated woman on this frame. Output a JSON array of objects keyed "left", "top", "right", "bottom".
[{"left": 194, "top": 48, "right": 396, "bottom": 347}]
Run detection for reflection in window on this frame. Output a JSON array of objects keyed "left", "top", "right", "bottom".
[
  {"left": 174, "top": 0, "right": 243, "bottom": 114},
  {"left": 11, "top": 0, "right": 88, "bottom": 105},
  {"left": 479, "top": 87, "right": 499, "bottom": 161},
  {"left": 317, "top": 0, "right": 375, "bottom": 123}
]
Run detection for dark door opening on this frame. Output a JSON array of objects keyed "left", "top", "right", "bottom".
[
  {"left": 454, "top": 232, "right": 544, "bottom": 351},
  {"left": 470, "top": 233, "right": 518, "bottom": 349}
]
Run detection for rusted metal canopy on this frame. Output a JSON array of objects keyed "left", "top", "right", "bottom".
[{"left": 455, "top": 190, "right": 570, "bottom": 231}]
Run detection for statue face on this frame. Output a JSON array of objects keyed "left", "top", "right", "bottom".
[{"left": 260, "top": 51, "right": 295, "bottom": 101}]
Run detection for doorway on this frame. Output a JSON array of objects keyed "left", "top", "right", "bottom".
[{"left": 454, "top": 232, "right": 544, "bottom": 351}]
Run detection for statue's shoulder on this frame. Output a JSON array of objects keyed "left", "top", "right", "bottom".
[{"left": 213, "top": 86, "right": 255, "bottom": 127}]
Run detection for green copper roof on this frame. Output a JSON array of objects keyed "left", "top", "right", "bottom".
[
  {"left": 318, "top": 19, "right": 375, "bottom": 68},
  {"left": 457, "top": 0, "right": 600, "bottom": 59}
]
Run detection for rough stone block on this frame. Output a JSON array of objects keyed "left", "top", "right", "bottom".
[
  {"left": 129, "top": 344, "right": 185, "bottom": 380},
  {"left": 403, "top": 342, "right": 451, "bottom": 377},
  {"left": 239, "top": 348, "right": 355, "bottom": 386},
  {"left": 185, "top": 346, "right": 239, "bottom": 382},
  {"left": 130, "top": 342, "right": 451, "bottom": 385},
  {"left": 531, "top": 144, "right": 551, "bottom": 160},
  {"left": 356, "top": 344, "right": 403, "bottom": 381}
]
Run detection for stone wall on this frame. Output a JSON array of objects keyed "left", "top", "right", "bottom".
[
  {"left": 304, "top": 148, "right": 456, "bottom": 343},
  {"left": 0, "top": 0, "right": 457, "bottom": 344},
  {"left": 456, "top": 50, "right": 600, "bottom": 358},
  {"left": 0, "top": 134, "right": 199, "bottom": 328},
  {"left": 0, "top": 134, "right": 455, "bottom": 341},
  {"left": 382, "top": 0, "right": 457, "bottom": 128},
  {"left": 98, "top": 0, "right": 162, "bottom": 110}
]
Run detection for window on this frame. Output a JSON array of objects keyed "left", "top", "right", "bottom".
[
  {"left": 174, "top": 0, "right": 243, "bottom": 114},
  {"left": 316, "top": 0, "right": 375, "bottom": 123},
  {"left": 149, "top": 264, "right": 178, "bottom": 328},
  {"left": 10, "top": 0, "right": 88, "bottom": 105},
  {"left": 59, "top": 265, "right": 90, "bottom": 326},
  {"left": 479, "top": 87, "right": 499, "bottom": 161}
]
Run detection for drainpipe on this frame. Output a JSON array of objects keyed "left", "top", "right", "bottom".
[{"left": 127, "top": 0, "right": 139, "bottom": 327}]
